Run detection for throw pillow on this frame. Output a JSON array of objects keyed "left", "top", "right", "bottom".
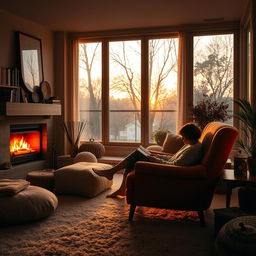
[{"left": 162, "top": 132, "right": 184, "bottom": 154}]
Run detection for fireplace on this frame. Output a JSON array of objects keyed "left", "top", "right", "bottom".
[{"left": 10, "top": 124, "right": 43, "bottom": 165}]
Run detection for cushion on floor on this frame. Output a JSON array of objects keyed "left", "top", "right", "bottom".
[
  {"left": 54, "top": 162, "right": 113, "bottom": 197},
  {"left": 0, "top": 185, "right": 58, "bottom": 225}
]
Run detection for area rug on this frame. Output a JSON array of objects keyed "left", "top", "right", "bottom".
[{"left": 0, "top": 175, "right": 214, "bottom": 256}]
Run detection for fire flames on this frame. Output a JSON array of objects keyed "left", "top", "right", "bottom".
[{"left": 10, "top": 136, "right": 36, "bottom": 156}]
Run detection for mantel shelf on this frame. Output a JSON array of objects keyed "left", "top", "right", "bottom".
[{"left": 0, "top": 102, "right": 62, "bottom": 117}]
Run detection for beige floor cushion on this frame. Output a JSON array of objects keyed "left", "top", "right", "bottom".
[
  {"left": 54, "top": 162, "right": 113, "bottom": 197},
  {"left": 0, "top": 185, "right": 58, "bottom": 225}
]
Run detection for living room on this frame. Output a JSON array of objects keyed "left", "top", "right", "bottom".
[{"left": 0, "top": 0, "right": 255, "bottom": 255}]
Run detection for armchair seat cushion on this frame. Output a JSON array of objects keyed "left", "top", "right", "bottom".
[{"left": 54, "top": 162, "right": 113, "bottom": 197}]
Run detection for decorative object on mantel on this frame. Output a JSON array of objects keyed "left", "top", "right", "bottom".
[
  {"left": 31, "top": 86, "right": 41, "bottom": 103},
  {"left": 21, "top": 88, "right": 28, "bottom": 103},
  {"left": 63, "top": 121, "right": 86, "bottom": 157},
  {"left": 40, "top": 81, "right": 51, "bottom": 102},
  {"left": 192, "top": 94, "right": 230, "bottom": 130},
  {"left": 79, "top": 138, "right": 105, "bottom": 158},
  {"left": 18, "top": 32, "right": 44, "bottom": 93},
  {"left": 48, "top": 96, "right": 61, "bottom": 104},
  {"left": 234, "top": 99, "right": 256, "bottom": 176}
]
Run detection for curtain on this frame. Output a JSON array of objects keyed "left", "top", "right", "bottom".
[{"left": 66, "top": 38, "right": 79, "bottom": 122}]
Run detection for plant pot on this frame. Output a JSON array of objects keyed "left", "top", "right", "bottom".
[{"left": 247, "top": 157, "right": 256, "bottom": 176}]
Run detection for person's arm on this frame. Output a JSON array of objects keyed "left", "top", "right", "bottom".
[
  {"left": 147, "top": 154, "right": 172, "bottom": 163},
  {"left": 168, "top": 144, "right": 202, "bottom": 166}
]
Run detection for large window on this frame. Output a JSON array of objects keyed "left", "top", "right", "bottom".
[
  {"left": 193, "top": 34, "right": 234, "bottom": 125},
  {"left": 76, "top": 29, "right": 238, "bottom": 147}
]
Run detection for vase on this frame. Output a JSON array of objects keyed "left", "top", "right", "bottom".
[{"left": 247, "top": 157, "right": 256, "bottom": 176}]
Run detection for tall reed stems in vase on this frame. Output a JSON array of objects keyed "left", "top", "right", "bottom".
[{"left": 63, "top": 121, "right": 86, "bottom": 157}]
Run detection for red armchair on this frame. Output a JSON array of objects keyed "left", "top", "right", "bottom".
[{"left": 126, "top": 122, "right": 238, "bottom": 225}]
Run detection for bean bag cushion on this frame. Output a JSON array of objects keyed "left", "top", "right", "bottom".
[
  {"left": 73, "top": 152, "right": 97, "bottom": 163},
  {"left": 54, "top": 162, "right": 113, "bottom": 197},
  {"left": 0, "top": 185, "right": 58, "bottom": 225}
]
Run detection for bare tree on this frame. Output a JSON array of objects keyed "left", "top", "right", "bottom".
[
  {"left": 79, "top": 43, "right": 101, "bottom": 138},
  {"left": 194, "top": 35, "right": 233, "bottom": 104},
  {"left": 110, "top": 39, "right": 178, "bottom": 136},
  {"left": 110, "top": 42, "right": 141, "bottom": 123},
  {"left": 148, "top": 39, "right": 178, "bottom": 134}
]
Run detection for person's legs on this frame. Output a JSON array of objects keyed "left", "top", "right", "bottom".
[
  {"left": 106, "top": 152, "right": 150, "bottom": 197},
  {"left": 93, "top": 149, "right": 140, "bottom": 180},
  {"left": 106, "top": 169, "right": 129, "bottom": 197}
]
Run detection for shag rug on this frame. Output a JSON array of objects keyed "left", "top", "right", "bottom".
[{"left": 0, "top": 174, "right": 215, "bottom": 256}]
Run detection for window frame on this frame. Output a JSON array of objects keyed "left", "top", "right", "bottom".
[
  {"left": 72, "top": 23, "right": 240, "bottom": 151},
  {"left": 78, "top": 34, "right": 180, "bottom": 147}
]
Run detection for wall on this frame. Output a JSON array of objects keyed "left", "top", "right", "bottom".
[{"left": 0, "top": 9, "right": 56, "bottom": 178}]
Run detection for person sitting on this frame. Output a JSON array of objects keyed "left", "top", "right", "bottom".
[{"left": 93, "top": 123, "right": 203, "bottom": 198}]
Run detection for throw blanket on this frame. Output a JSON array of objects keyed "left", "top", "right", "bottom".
[{"left": 0, "top": 179, "right": 30, "bottom": 196}]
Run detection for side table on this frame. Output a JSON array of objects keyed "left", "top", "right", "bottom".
[{"left": 222, "top": 169, "right": 256, "bottom": 208}]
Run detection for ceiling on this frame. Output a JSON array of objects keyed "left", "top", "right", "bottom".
[{"left": 0, "top": 0, "right": 247, "bottom": 32}]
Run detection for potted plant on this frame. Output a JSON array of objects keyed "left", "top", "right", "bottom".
[
  {"left": 234, "top": 99, "right": 256, "bottom": 175},
  {"left": 152, "top": 129, "right": 168, "bottom": 146},
  {"left": 192, "top": 94, "right": 230, "bottom": 130}
]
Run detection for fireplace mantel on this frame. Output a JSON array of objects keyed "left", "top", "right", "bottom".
[{"left": 0, "top": 102, "right": 61, "bottom": 117}]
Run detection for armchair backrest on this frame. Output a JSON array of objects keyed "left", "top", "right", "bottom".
[{"left": 199, "top": 122, "right": 238, "bottom": 178}]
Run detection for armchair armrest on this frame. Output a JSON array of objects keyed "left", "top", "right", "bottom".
[{"left": 134, "top": 161, "right": 207, "bottom": 180}]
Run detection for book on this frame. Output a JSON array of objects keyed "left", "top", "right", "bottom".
[{"left": 137, "top": 145, "right": 151, "bottom": 157}]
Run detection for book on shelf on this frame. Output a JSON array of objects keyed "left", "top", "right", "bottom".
[{"left": 0, "top": 67, "right": 20, "bottom": 86}]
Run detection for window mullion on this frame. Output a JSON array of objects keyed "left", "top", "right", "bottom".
[
  {"left": 102, "top": 40, "right": 109, "bottom": 144},
  {"left": 141, "top": 37, "right": 149, "bottom": 146}
]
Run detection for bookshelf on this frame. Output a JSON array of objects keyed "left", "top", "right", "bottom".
[{"left": 0, "top": 66, "right": 20, "bottom": 103}]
